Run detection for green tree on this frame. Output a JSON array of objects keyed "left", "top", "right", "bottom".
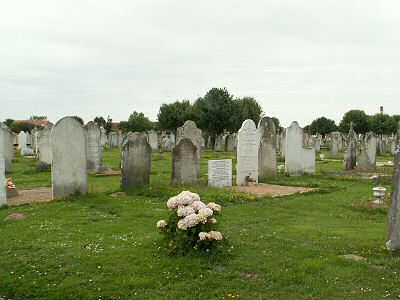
[
  {"left": 10, "top": 122, "right": 35, "bottom": 133},
  {"left": 105, "top": 116, "right": 113, "bottom": 134},
  {"left": 369, "top": 113, "right": 397, "bottom": 135},
  {"left": 308, "top": 117, "right": 337, "bottom": 137},
  {"left": 94, "top": 116, "right": 107, "bottom": 128},
  {"left": 119, "top": 111, "right": 154, "bottom": 133},
  {"left": 339, "top": 110, "right": 369, "bottom": 134},
  {"left": 231, "top": 97, "right": 263, "bottom": 132},
  {"left": 392, "top": 114, "right": 400, "bottom": 125},
  {"left": 193, "top": 88, "right": 235, "bottom": 137},
  {"left": 271, "top": 117, "right": 283, "bottom": 134},
  {"left": 157, "top": 100, "right": 196, "bottom": 132},
  {"left": 3, "top": 119, "right": 14, "bottom": 128},
  {"left": 72, "top": 116, "right": 84, "bottom": 125}
]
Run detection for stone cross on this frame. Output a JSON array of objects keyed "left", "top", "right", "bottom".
[
  {"left": 121, "top": 132, "right": 151, "bottom": 189},
  {"left": 51, "top": 116, "right": 88, "bottom": 199},
  {"left": 236, "top": 119, "right": 259, "bottom": 185},
  {"left": 258, "top": 116, "right": 277, "bottom": 178}
]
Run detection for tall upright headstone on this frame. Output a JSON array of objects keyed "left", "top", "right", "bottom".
[
  {"left": 285, "top": 121, "right": 315, "bottom": 175},
  {"left": 121, "top": 132, "right": 151, "bottom": 189},
  {"left": 85, "top": 121, "right": 102, "bottom": 171},
  {"left": 330, "top": 132, "right": 341, "bottom": 159},
  {"left": 258, "top": 116, "right": 277, "bottom": 178},
  {"left": 280, "top": 130, "right": 286, "bottom": 160},
  {"left": 37, "top": 122, "right": 54, "bottom": 166},
  {"left": 0, "top": 129, "right": 6, "bottom": 206},
  {"left": 225, "top": 133, "right": 236, "bottom": 152},
  {"left": 236, "top": 119, "right": 259, "bottom": 185},
  {"left": 100, "top": 126, "right": 108, "bottom": 148},
  {"left": 366, "top": 132, "right": 377, "bottom": 168},
  {"left": 345, "top": 123, "right": 357, "bottom": 170},
  {"left": 25, "top": 131, "right": 31, "bottom": 146},
  {"left": 214, "top": 134, "right": 225, "bottom": 152},
  {"left": 0, "top": 122, "right": 14, "bottom": 172},
  {"left": 31, "top": 127, "right": 38, "bottom": 151},
  {"left": 172, "top": 138, "right": 199, "bottom": 184},
  {"left": 147, "top": 130, "right": 159, "bottom": 151},
  {"left": 176, "top": 120, "right": 202, "bottom": 173},
  {"left": 51, "top": 117, "right": 88, "bottom": 199},
  {"left": 386, "top": 122, "right": 400, "bottom": 251},
  {"left": 17, "top": 131, "right": 27, "bottom": 149}
]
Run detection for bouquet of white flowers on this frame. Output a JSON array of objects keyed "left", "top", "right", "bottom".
[{"left": 157, "top": 191, "right": 223, "bottom": 255}]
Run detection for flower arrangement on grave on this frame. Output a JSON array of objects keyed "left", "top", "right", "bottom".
[
  {"left": 157, "top": 191, "right": 223, "bottom": 255},
  {"left": 5, "top": 178, "right": 16, "bottom": 189}
]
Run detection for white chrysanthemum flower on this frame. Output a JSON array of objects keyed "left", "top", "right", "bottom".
[
  {"left": 209, "top": 231, "right": 223, "bottom": 240},
  {"left": 177, "top": 219, "right": 188, "bottom": 230},
  {"left": 176, "top": 191, "right": 200, "bottom": 206},
  {"left": 191, "top": 201, "right": 206, "bottom": 212},
  {"left": 199, "top": 232, "right": 210, "bottom": 240},
  {"left": 184, "top": 213, "right": 200, "bottom": 228},
  {"left": 177, "top": 205, "right": 195, "bottom": 217},
  {"left": 207, "top": 202, "right": 221, "bottom": 213},
  {"left": 199, "top": 207, "right": 213, "bottom": 217},
  {"left": 167, "top": 196, "right": 178, "bottom": 209},
  {"left": 156, "top": 220, "right": 167, "bottom": 228},
  {"left": 209, "top": 218, "right": 217, "bottom": 224}
]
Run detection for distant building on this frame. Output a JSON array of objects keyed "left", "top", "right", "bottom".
[
  {"left": 380, "top": 106, "right": 384, "bottom": 114},
  {"left": 14, "top": 119, "right": 50, "bottom": 127}
]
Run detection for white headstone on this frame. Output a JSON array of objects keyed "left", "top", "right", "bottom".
[
  {"left": 37, "top": 122, "right": 54, "bottom": 166},
  {"left": 0, "top": 123, "right": 14, "bottom": 172},
  {"left": 147, "top": 130, "right": 159, "bottom": 151},
  {"left": 208, "top": 159, "right": 232, "bottom": 187},
  {"left": 25, "top": 131, "right": 31, "bottom": 146},
  {"left": 17, "top": 131, "right": 27, "bottom": 149},
  {"left": 51, "top": 117, "right": 88, "bottom": 199},
  {"left": 85, "top": 121, "right": 102, "bottom": 171},
  {"left": 214, "top": 134, "right": 225, "bottom": 152},
  {"left": 236, "top": 119, "right": 259, "bottom": 186},
  {"left": 100, "top": 126, "right": 108, "bottom": 147}
]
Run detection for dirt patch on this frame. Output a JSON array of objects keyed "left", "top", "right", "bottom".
[
  {"left": 5, "top": 213, "right": 26, "bottom": 221},
  {"left": 109, "top": 192, "right": 126, "bottom": 198},
  {"left": 229, "top": 183, "right": 315, "bottom": 197},
  {"left": 7, "top": 187, "right": 52, "bottom": 206},
  {"left": 340, "top": 254, "right": 365, "bottom": 262},
  {"left": 242, "top": 272, "right": 259, "bottom": 280}
]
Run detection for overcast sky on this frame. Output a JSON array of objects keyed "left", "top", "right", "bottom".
[{"left": 1, "top": 0, "right": 399, "bottom": 127}]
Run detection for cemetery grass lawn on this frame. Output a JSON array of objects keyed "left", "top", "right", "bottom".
[{"left": 1, "top": 149, "right": 399, "bottom": 299}]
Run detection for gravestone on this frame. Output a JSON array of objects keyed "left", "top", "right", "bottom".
[
  {"left": 176, "top": 120, "right": 202, "bottom": 173},
  {"left": 17, "top": 131, "right": 27, "bottom": 149},
  {"left": 357, "top": 139, "right": 369, "bottom": 171},
  {"left": 162, "top": 133, "right": 173, "bottom": 151},
  {"left": 280, "top": 131, "right": 286, "bottom": 160},
  {"left": 366, "top": 132, "right": 377, "bottom": 168},
  {"left": 37, "top": 122, "right": 54, "bottom": 166},
  {"left": 214, "top": 134, "right": 225, "bottom": 152},
  {"left": 0, "top": 123, "right": 14, "bottom": 172},
  {"left": 207, "top": 136, "right": 212, "bottom": 149},
  {"left": 208, "top": 159, "right": 232, "bottom": 187},
  {"left": 85, "top": 121, "right": 102, "bottom": 171},
  {"left": 258, "top": 116, "right": 277, "bottom": 178},
  {"left": 25, "top": 131, "right": 31, "bottom": 146},
  {"left": 386, "top": 123, "right": 400, "bottom": 251},
  {"left": 236, "top": 119, "right": 259, "bottom": 185},
  {"left": 147, "top": 130, "right": 159, "bottom": 151},
  {"left": 121, "top": 132, "right": 151, "bottom": 189},
  {"left": 108, "top": 132, "right": 118, "bottom": 148},
  {"left": 285, "top": 121, "right": 315, "bottom": 175},
  {"left": 118, "top": 131, "right": 123, "bottom": 148},
  {"left": 345, "top": 123, "right": 357, "bottom": 170},
  {"left": 31, "top": 127, "right": 37, "bottom": 152},
  {"left": 100, "top": 126, "right": 108, "bottom": 148},
  {"left": 330, "top": 132, "right": 341, "bottom": 159},
  {"left": 0, "top": 129, "right": 6, "bottom": 206},
  {"left": 172, "top": 138, "right": 199, "bottom": 184},
  {"left": 314, "top": 135, "right": 321, "bottom": 152},
  {"left": 51, "top": 116, "right": 88, "bottom": 199},
  {"left": 13, "top": 132, "right": 17, "bottom": 145},
  {"left": 225, "top": 133, "right": 236, "bottom": 152}
]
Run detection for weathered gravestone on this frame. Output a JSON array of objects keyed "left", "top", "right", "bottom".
[
  {"left": 172, "top": 138, "right": 199, "bottom": 184},
  {"left": 121, "top": 132, "right": 151, "bottom": 189},
  {"left": 330, "top": 131, "right": 341, "bottom": 159},
  {"left": 0, "top": 122, "right": 14, "bottom": 172},
  {"left": 280, "top": 130, "right": 286, "bottom": 160},
  {"left": 258, "top": 116, "right": 277, "bottom": 178},
  {"left": 285, "top": 121, "right": 315, "bottom": 175},
  {"left": 225, "top": 133, "right": 236, "bottom": 152},
  {"left": 0, "top": 129, "right": 6, "bottom": 206},
  {"left": 214, "top": 134, "right": 225, "bottom": 152},
  {"left": 176, "top": 120, "right": 202, "bottom": 173},
  {"left": 236, "top": 119, "right": 259, "bottom": 186},
  {"left": 208, "top": 159, "right": 232, "bottom": 187},
  {"left": 147, "top": 130, "right": 159, "bottom": 151},
  {"left": 31, "top": 127, "right": 37, "bottom": 152},
  {"left": 51, "top": 116, "right": 88, "bottom": 199},
  {"left": 100, "top": 126, "right": 108, "bottom": 148},
  {"left": 366, "top": 132, "right": 377, "bottom": 168},
  {"left": 85, "top": 121, "right": 102, "bottom": 171},
  {"left": 17, "top": 131, "right": 27, "bottom": 149},
  {"left": 344, "top": 123, "right": 357, "bottom": 170},
  {"left": 357, "top": 139, "right": 369, "bottom": 171},
  {"left": 37, "top": 122, "right": 54, "bottom": 167},
  {"left": 386, "top": 123, "right": 400, "bottom": 251},
  {"left": 108, "top": 132, "right": 118, "bottom": 148},
  {"left": 25, "top": 131, "right": 31, "bottom": 146},
  {"left": 162, "top": 133, "right": 173, "bottom": 151}
]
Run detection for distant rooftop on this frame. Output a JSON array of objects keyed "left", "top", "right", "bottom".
[{"left": 14, "top": 120, "right": 50, "bottom": 127}]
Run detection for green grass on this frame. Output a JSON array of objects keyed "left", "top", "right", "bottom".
[{"left": 0, "top": 148, "right": 399, "bottom": 299}]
